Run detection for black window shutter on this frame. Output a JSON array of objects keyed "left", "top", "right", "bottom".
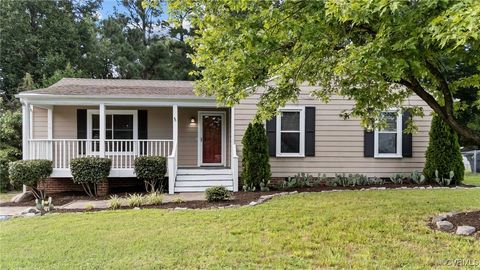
[
  {"left": 364, "top": 130, "right": 374, "bottom": 157},
  {"left": 138, "top": 110, "right": 148, "bottom": 155},
  {"left": 77, "top": 109, "right": 87, "bottom": 139},
  {"left": 305, "top": 107, "right": 315, "bottom": 156},
  {"left": 138, "top": 110, "right": 148, "bottom": 139},
  {"left": 266, "top": 118, "right": 276, "bottom": 157},
  {"left": 77, "top": 109, "right": 87, "bottom": 155},
  {"left": 402, "top": 111, "right": 413, "bottom": 157}
]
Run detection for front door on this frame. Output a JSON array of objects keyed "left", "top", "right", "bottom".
[{"left": 199, "top": 112, "right": 225, "bottom": 166}]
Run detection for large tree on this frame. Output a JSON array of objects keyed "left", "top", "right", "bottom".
[{"left": 171, "top": 0, "right": 480, "bottom": 144}]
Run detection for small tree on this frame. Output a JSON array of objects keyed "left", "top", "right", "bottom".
[
  {"left": 134, "top": 156, "right": 167, "bottom": 193},
  {"left": 9, "top": 160, "right": 52, "bottom": 199},
  {"left": 423, "top": 115, "right": 464, "bottom": 185},
  {"left": 241, "top": 123, "right": 271, "bottom": 190},
  {"left": 70, "top": 157, "right": 111, "bottom": 197}
]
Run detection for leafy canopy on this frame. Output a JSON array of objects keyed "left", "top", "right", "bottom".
[{"left": 171, "top": 0, "right": 480, "bottom": 143}]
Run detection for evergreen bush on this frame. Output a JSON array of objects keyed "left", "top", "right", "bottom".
[
  {"left": 423, "top": 115, "right": 464, "bottom": 184},
  {"left": 134, "top": 156, "right": 167, "bottom": 192},
  {"left": 241, "top": 123, "right": 271, "bottom": 190},
  {"left": 8, "top": 159, "right": 52, "bottom": 199},
  {"left": 70, "top": 157, "right": 111, "bottom": 197}
]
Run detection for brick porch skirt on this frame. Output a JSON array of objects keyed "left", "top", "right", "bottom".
[{"left": 37, "top": 178, "right": 142, "bottom": 196}]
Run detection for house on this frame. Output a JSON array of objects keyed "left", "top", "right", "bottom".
[{"left": 16, "top": 78, "right": 432, "bottom": 194}]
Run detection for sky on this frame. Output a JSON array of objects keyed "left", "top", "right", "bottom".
[{"left": 99, "top": 0, "right": 168, "bottom": 20}]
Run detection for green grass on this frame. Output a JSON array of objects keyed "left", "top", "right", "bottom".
[
  {"left": 464, "top": 173, "right": 480, "bottom": 186},
  {"left": 1, "top": 189, "right": 479, "bottom": 269},
  {"left": 0, "top": 191, "right": 19, "bottom": 202}
]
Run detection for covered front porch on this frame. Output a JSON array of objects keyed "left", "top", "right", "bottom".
[{"left": 19, "top": 91, "right": 238, "bottom": 194}]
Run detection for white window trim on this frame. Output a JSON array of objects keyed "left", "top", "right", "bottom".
[
  {"left": 276, "top": 106, "right": 305, "bottom": 157},
  {"left": 374, "top": 110, "right": 402, "bottom": 158},
  {"left": 87, "top": 110, "right": 138, "bottom": 154}
]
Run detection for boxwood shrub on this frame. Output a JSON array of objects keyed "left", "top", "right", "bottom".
[
  {"left": 134, "top": 156, "right": 167, "bottom": 192},
  {"left": 8, "top": 159, "right": 52, "bottom": 199},
  {"left": 70, "top": 157, "right": 111, "bottom": 197},
  {"left": 205, "top": 186, "right": 231, "bottom": 202}
]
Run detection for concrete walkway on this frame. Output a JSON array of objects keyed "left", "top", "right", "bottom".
[
  {"left": 58, "top": 193, "right": 206, "bottom": 210},
  {"left": 0, "top": 206, "right": 31, "bottom": 216}
]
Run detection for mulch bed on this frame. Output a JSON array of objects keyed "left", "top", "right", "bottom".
[
  {"left": 429, "top": 211, "right": 480, "bottom": 239},
  {"left": 446, "top": 211, "right": 480, "bottom": 230},
  {"left": 2, "top": 182, "right": 477, "bottom": 210},
  {"left": 55, "top": 191, "right": 280, "bottom": 213}
]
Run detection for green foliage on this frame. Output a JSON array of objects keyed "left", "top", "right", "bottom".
[
  {"left": 281, "top": 173, "right": 318, "bottom": 189},
  {"left": 423, "top": 116, "right": 464, "bottom": 184},
  {"left": 410, "top": 171, "right": 426, "bottom": 185},
  {"left": 205, "top": 186, "right": 231, "bottom": 202},
  {"left": 70, "top": 157, "right": 111, "bottom": 197},
  {"left": 389, "top": 173, "right": 405, "bottom": 184},
  {"left": 171, "top": 0, "right": 480, "bottom": 144},
  {"left": 108, "top": 195, "right": 123, "bottom": 210},
  {"left": 434, "top": 170, "right": 454, "bottom": 187},
  {"left": 241, "top": 123, "right": 271, "bottom": 190},
  {"left": 331, "top": 173, "right": 370, "bottom": 187},
  {"left": 8, "top": 160, "right": 52, "bottom": 199},
  {"left": 126, "top": 193, "right": 145, "bottom": 207},
  {"left": 134, "top": 156, "right": 167, "bottom": 193},
  {"left": 145, "top": 192, "right": 163, "bottom": 205}
]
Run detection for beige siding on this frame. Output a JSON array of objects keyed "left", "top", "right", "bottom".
[
  {"left": 47, "top": 105, "right": 230, "bottom": 167},
  {"left": 32, "top": 107, "right": 48, "bottom": 139},
  {"left": 178, "top": 108, "right": 230, "bottom": 167},
  {"left": 234, "top": 86, "right": 433, "bottom": 178}
]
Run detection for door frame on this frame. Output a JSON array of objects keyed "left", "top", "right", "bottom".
[{"left": 197, "top": 111, "right": 226, "bottom": 167}]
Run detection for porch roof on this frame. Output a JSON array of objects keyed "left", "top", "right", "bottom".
[{"left": 16, "top": 78, "right": 210, "bottom": 98}]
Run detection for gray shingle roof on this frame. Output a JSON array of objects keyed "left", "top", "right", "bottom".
[{"left": 20, "top": 78, "right": 199, "bottom": 98}]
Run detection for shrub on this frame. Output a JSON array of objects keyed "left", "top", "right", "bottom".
[
  {"left": 8, "top": 159, "right": 52, "bottom": 199},
  {"left": 423, "top": 115, "right": 464, "bottom": 184},
  {"left": 0, "top": 153, "right": 14, "bottom": 192},
  {"left": 70, "top": 157, "right": 111, "bottom": 197},
  {"left": 134, "top": 156, "right": 167, "bottom": 193},
  {"left": 127, "top": 193, "right": 145, "bottom": 207},
  {"left": 145, "top": 192, "right": 163, "bottom": 205},
  {"left": 434, "top": 170, "right": 454, "bottom": 186},
  {"left": 241, "top": 123, "right": 271, "bottom": 190},
  {"left": 389, "top": 173, "right": 404, "bottom": 184},
  {"left": 108, "top": 195, "right": 123, "bottom": 210},
  {"left": 205, "top": 186, "right": 231, "bottom": 202},
  {"left": 410, "top": 171, "right": 426, "bottom": 185}
]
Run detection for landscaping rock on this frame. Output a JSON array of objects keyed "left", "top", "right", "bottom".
[
  {"left": 456, "top": 226, "right": 476, "bottom": 236},
  {"left": 436, "top": 221, "right": 454, "bottom": 231},
  {"left": 249, "top": 201, "right": 257, "bottom": 206},
  {"left": 11, "top": 192, "right": 34, "bottom": 203},
  {"left": 432, "top": 215, "right": 447, "bottom": 223},
  {"left": 23, "top": 213, "right": 37, "bottom": 218},
  {"left": 21, "top": 207, "right": 40, "bottom": 215},
  {"left": 133, "top": 207, "right": 141, "bottom": 210},
  {"left": 174, "top": 207, "right": 187, "bottom": 210}
]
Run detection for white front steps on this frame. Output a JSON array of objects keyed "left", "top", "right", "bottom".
[{"left": 174, "top": 168, "right": 234, "bottom": 192}]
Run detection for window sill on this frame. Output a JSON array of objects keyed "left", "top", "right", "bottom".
[
  {"left": 276, "top": 153, "right": 305, "bottom": 158},
  {"left": 374, "top": 154, "right": 403, "bottom": 159}
]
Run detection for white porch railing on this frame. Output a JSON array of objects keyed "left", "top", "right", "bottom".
[
  {"left": 28, "top": 139, "right": 174, "bottom": 170},
  {"left": 167, "top": 141, "right": 177, "bottom": 194}
]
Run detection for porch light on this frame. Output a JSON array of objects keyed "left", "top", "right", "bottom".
[{"left": 190, "top": 116, "right": 196, "bottom": 124}]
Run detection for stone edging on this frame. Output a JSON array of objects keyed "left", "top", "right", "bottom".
[{"left": 432, "top": 211, "right": 478, "bottom": 236}]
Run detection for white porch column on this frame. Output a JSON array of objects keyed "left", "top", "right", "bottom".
[
  {"left": 22, "top": 101, "right": 31, "bottom": 194},
  {"left": 22, "top": 101, "right": 30, "bottom": 160},
  {"left": 231, "top": 107, "right": 238, "bottom": 192},
  {"left": 99, "top": 104, "right": 106, "bottom": 157},
  {"left": 173, "top": 105, "right": 178, "bottom": 151},
  {"left": 47, "top": 107, "right": 53, "bottom": 160}
]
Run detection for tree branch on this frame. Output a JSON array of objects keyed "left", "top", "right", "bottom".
[{"left": 424, "top": 59, "right": 454, "bottom": 115}]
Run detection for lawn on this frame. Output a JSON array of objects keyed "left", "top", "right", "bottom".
[
  {"left": 464, "top": 173, "right": 480, "bottom": 186},
  {"left": 1, "top": 189, "right": 479, "bottom": 269}
]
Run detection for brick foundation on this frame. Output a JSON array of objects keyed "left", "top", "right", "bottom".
[{"left": 38, "top": 178, "right": 110, "bottom": 196}]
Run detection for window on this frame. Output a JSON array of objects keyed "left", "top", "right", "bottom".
[
  {"left": 276, "top": 107, "right": 305, "bottom": 157},
  {"left": 87, "top": 110, "right": 137, "bottom": 152},
  {"left": 374, "top": 111, "right": 402, "bottom": 158}
]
